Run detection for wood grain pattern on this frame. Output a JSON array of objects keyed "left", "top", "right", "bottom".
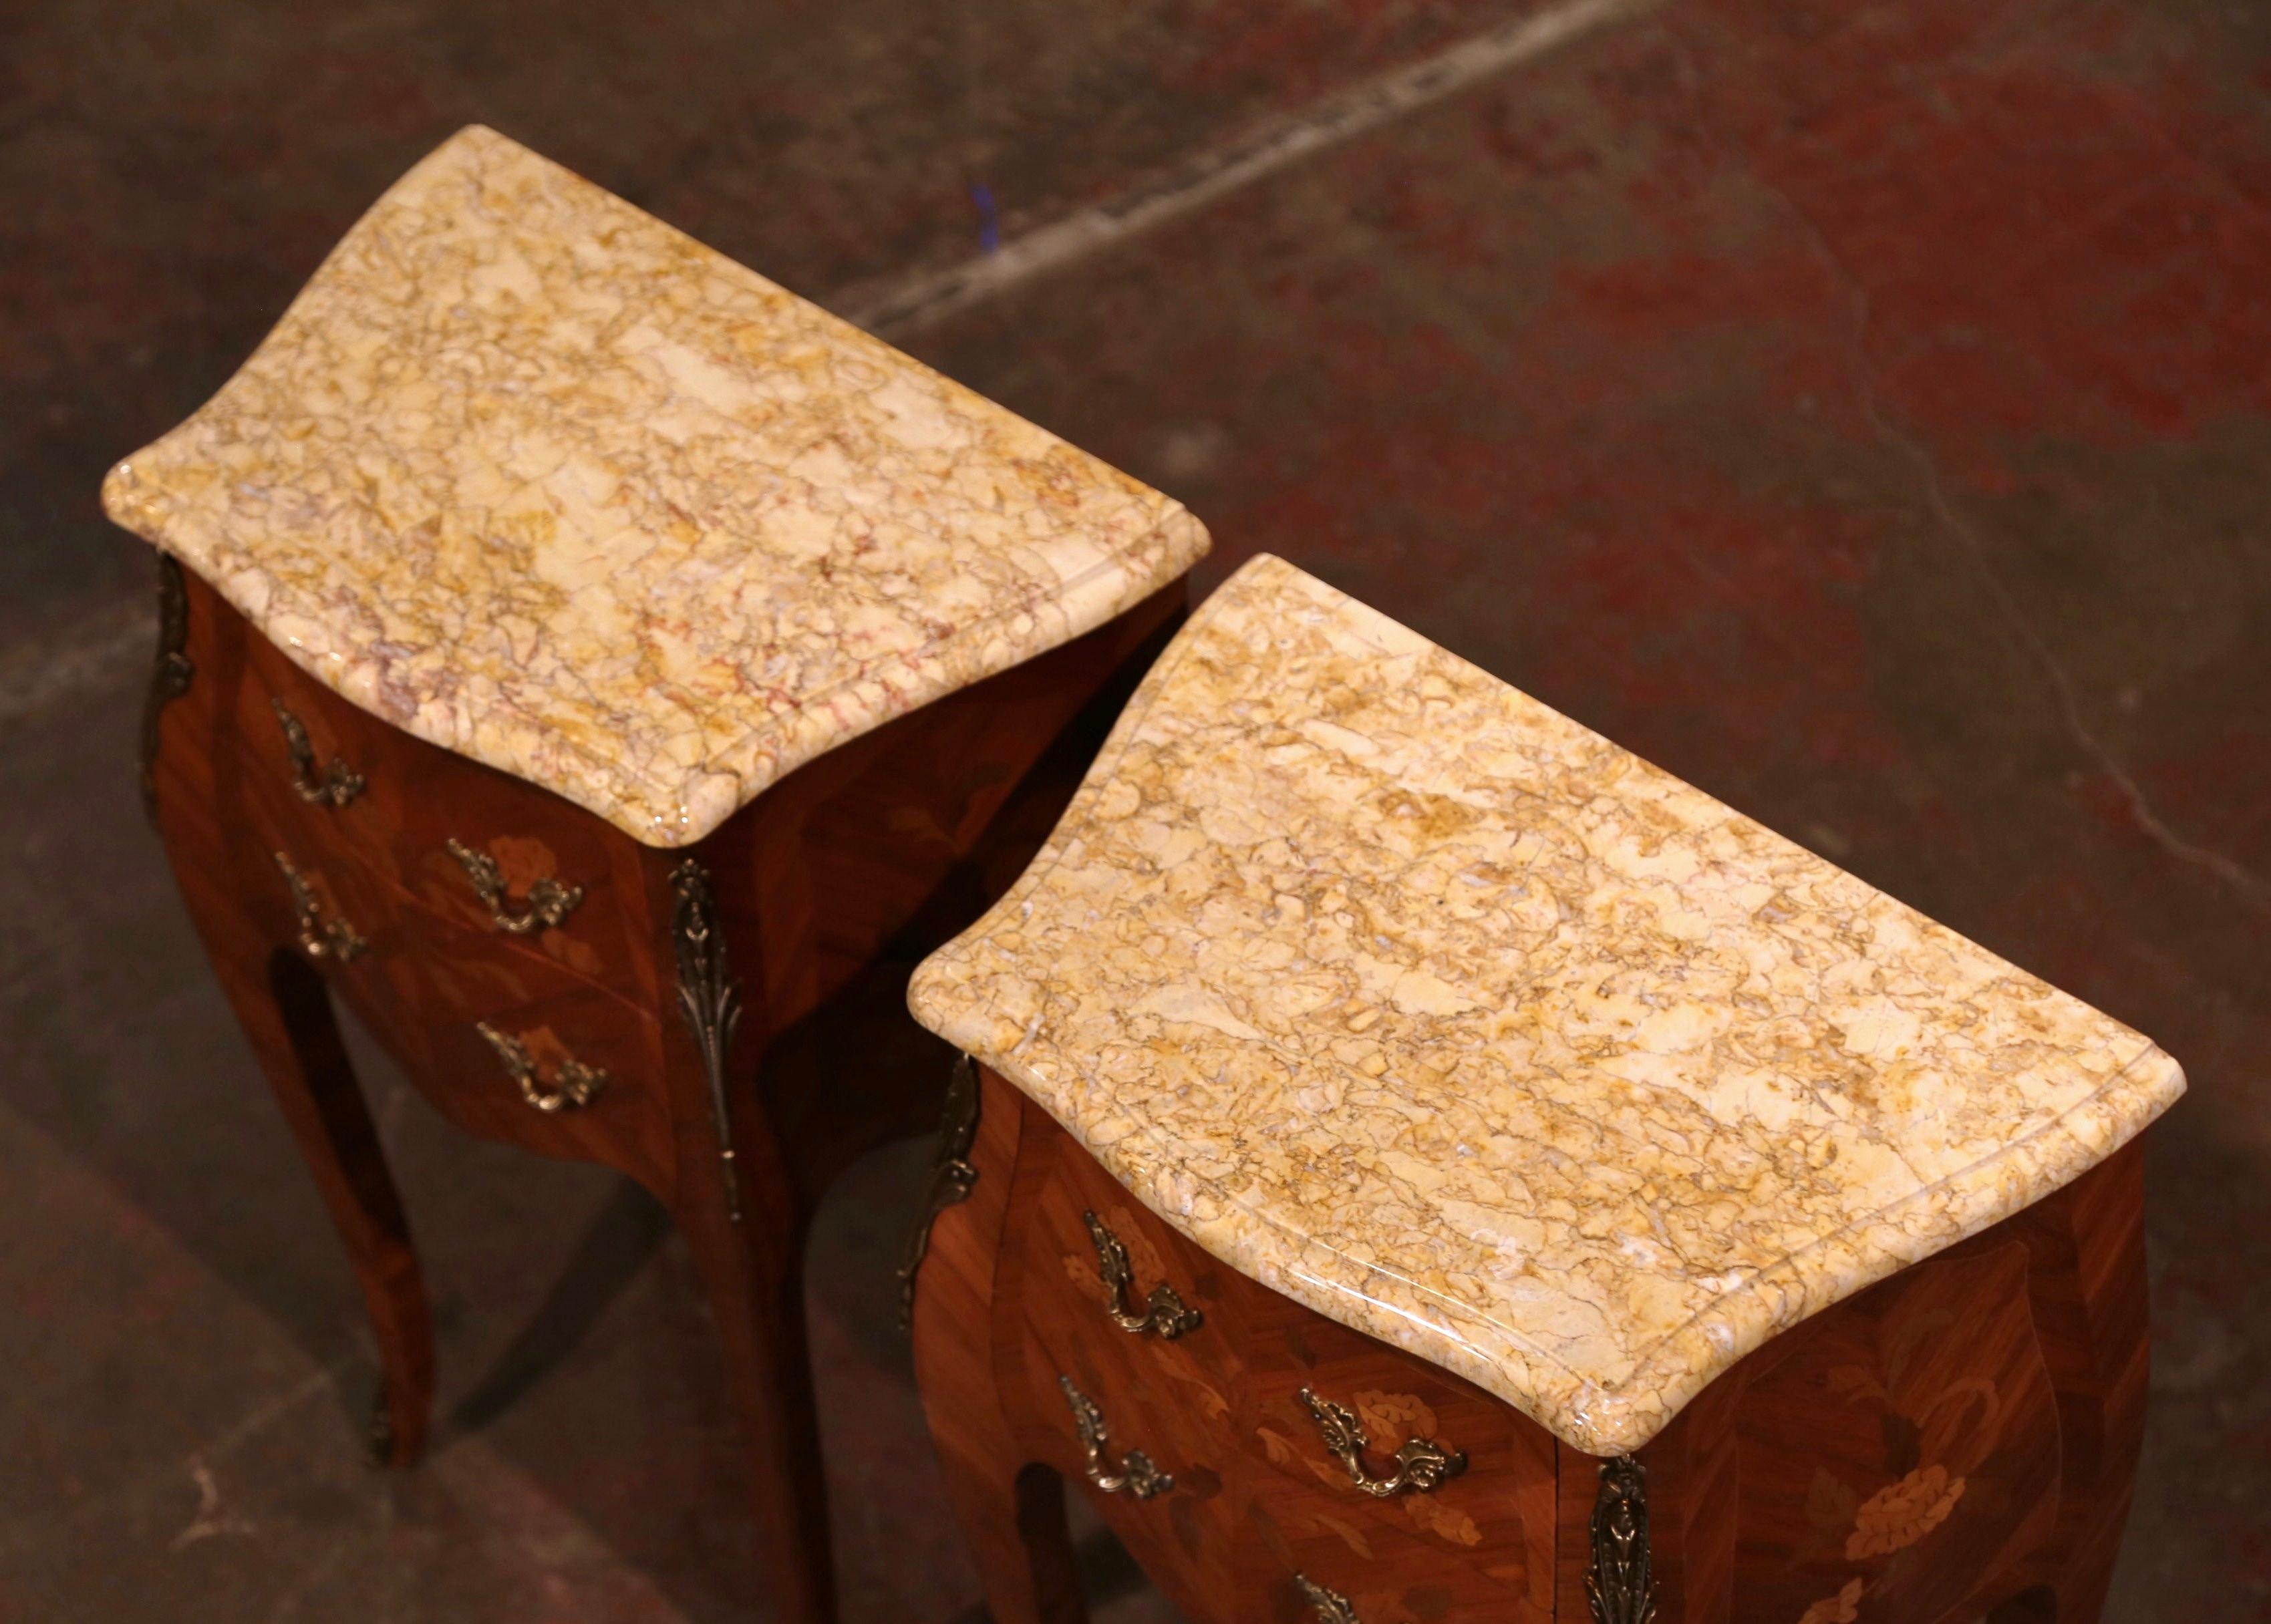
[
  {"left": 147, "top": 564, "right": 1187, "bottom": 1624},
  {"left": 916, "top": 1068, "right": 2154, "bottom": 1623}
]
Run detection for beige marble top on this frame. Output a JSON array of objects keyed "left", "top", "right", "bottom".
[
  {"left": 909, "top": 554, "right": 2183, "bottom": 1456},
  {"left": 102, "top": 127, "right": 1207, "bottom": 846}
]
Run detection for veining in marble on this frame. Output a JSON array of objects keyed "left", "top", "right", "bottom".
[
  {"left": 907, "top": 554, "right": 2184, "bottom": 1456},
  {"left": 101, "top": 126, "right": 1207, "bottom": 846}
]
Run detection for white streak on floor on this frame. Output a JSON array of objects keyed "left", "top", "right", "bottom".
[{"left": 837, "top": 0, "right": 1658, "bottom": 336}]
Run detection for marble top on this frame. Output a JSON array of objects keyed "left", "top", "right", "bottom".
[
  {"left": 102, "top": 127, "right": 1207, "bottom": 846},
  {"left": 908, "top": 554, "right": 2183, "bottom": 1456}
]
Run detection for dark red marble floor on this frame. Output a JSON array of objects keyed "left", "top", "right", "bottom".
[{"left": 3, "top": 0, "right": 2268, "bottom": 1619}]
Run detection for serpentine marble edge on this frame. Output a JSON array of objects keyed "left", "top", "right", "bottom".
[
  {"left": 908, "top": 554, "right": 2185, "bottom": 1456},
  {"left": 100, "top": 126, "right": 1207, "bottom": 846}
]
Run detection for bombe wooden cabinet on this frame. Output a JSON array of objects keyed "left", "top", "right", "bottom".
[
  {"left": 111, "top": 124, "right": 1210, "bottom": 1624},
  {"left": 901, "top": 556, "right": 2179, "bottom": 1624}
]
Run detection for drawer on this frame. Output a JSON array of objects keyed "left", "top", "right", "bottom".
[
  {"left": 1021, "top": 1128, "right": 1252, "bottom": 1432},
  {"left": 249, "top": 816, "right": 431, "bottom": 1082},
  {"left": 1006, "top": 1132, "right": 1248, "bottom": 1616},
  {"left": 233, "top": 634, "right": 649, "bottom": 999},
  {"left": 407, "top": 909, "right": 677, "bottom": 1195},
  {"left": 1232, "top": 1288, "right": 1557, "bottom": 1623},
  {"left": 233, "top": 627, "right": 402, "bottom": 872}
]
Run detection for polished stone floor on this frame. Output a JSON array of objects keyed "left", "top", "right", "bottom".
[{"left": 5, "top": 0, "right": 2269, "bottom": 1618}]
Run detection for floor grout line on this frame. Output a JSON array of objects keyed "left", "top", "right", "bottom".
[{"left": 838, "top": 0, "right": 1659, "bottom": 337}]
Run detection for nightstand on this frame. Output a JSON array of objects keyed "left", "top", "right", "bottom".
[
  {"left": 904, "top": 556, "right": 2177, "bottom": 1623},
  {"left": 106, "top": 125, "right": 1208, "bottom": 1624}
]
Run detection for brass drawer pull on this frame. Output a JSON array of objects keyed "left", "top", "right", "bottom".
[
  {"left": 1059, "top": 1375, "right": 1173, "bottom": 1500},
  {"left": 272, "top": 699, "right": 365, "bottom": 807},
  {"left": 446, "top": 838, "right": 583, "bottom": 933},
  {"left": 1085, "top": 1210, "right": 1202, "bottom": 1339},
  {"left": 1298, "top": 1388, "right": 1467, "bottom": 1498},
  {"left": 1295, "top": 1576, "right": 1362, "bottom": 1623},
  {"left": 275, "top": 852, "right": 367, "bottom": 962},
  {"left": 475, "top": 1022, "right": 607, "bottom": 1112}
]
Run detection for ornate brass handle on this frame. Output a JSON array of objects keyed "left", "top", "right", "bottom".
[
  {"left": 1298, "top": 1388, "right": 1467, "bottom": 1498},
  {"left": 1085, "top": 1210, "right": 1203, "bottom": 1339},
  {"left": 446, "top": 838, "right": 583, "bottom": 933},
  {"left": 275, "top": 852, "right": 367, "bottom": 962},
  {"left": 272, "top": 698, "right": 365, "bottom": 807},
  {"left": 1059, "top": 1376, "right": 1173, "bottom": 1500},
  {"left": 475, "top": 1022, "right": 607, "bottom": 1112},
  {"left": 1295, "top": 1576, "right": 1362, "bottom": 1623}
]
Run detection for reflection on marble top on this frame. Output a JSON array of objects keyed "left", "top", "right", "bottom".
[
  {"left": 102, "top": 126, "right": 1207, "bottom": 847},
  {"left": 909, "top": 554, "right": 2183, "bottom": 1455}
]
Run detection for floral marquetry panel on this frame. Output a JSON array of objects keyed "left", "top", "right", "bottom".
[{"left": 1730, "top": 1242, "right": 2061, "bottom": 1622}]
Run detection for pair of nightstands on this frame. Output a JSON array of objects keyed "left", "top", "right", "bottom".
[{"left": 112, "top": 128, "right": 2179, "bottom": 1624}]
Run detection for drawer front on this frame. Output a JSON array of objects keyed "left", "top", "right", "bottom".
[
  {"left": 226, "top": 643, "right": 387, "bottom": 875},
  {"left": 235, "top": 635, "right": 647, "bottom": 998},
  {"left": 409, "top": 909, "right": 675, "bottom": 1194},
  {"left": 1226, "top": 1281, "right": 1562, "bottom": 1624},
  {"left": 1234, "top": 1297, "right": 1557, "bottom": 1624},
  {"left": 1024, "top": 1134, "right": 1251, "bottom": 1437},
  {"left": 1007, "top": 1132, "right": 1249, "bottom": 1619},
  {"left": 249, "top": 812, "right": 432, "bottom": 1082}
]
